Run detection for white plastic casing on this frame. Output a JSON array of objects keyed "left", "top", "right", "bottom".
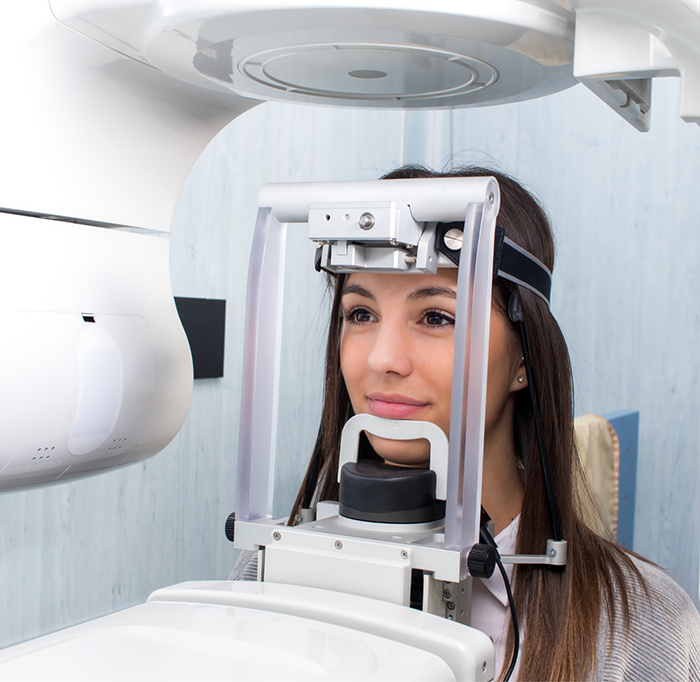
[
  {"left": 52, "top": 0, "right": 578, "bottom": 111},
  {"left": 572, "top": 0, "right": 700, "bottom": 126},
  {"left": 0, "top": 581, "right": 495, "bottom": 682},
  {"left": 52, "top": 0, "right": 700, "bottom": 130},
  {"left": 0, "top": 1, "right": 252, "bottom": 491},
  {"left": 0, "top": 0, "right": 255, "bottom": 232},
  {"left": 0, "top": 213, "right": 192, "bottom": 490}
]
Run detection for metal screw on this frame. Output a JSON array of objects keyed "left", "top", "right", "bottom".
[
  {"left": 488, "top": 193, "right": 495, "bottom": 204},
  {"left": 443, "top": 228, "right": 463, "bottom": 251},
  {"left": 482, "top": 661, "right": 487, "bottom": 672},
  {"left": 447, "top": 614, "right": 454, "bottom": 620},
  {"left": 272, "top": 531, "right": 281, "bottom": 541},
  {"left": 443, "top": 589, "right": 452, "bottom": 599},
  {"left": 549, "top": 548, "right": 556, "bottom": 557},
  {"left": 400, "top": 549, "right": 409, "bottom": 560},
  {"left": 335, "top": 540, "right": 343, "bottom": 550},
  {"left": 358, "top": 212, "right": 375, "bottom": 230},
  {"left": 447, "top": 601, "right": 455, "bottom": 610},
  {"left": 389, "top": 238, "right": 399, "bottom": 246}
]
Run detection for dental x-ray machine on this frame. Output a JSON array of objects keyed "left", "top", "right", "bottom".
[
  {"left": 2, "top": 1, "right": 699, "bottom": 490},
  {"left": 1, "top": 1, "right": 699, "bottom": 679}
]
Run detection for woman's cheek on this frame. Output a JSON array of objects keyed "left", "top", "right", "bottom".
[{"left": 341, "top": 337, "right": 371, "bottom": 407}]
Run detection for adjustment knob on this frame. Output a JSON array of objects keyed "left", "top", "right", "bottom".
[
  {"left": 225, "top": 512, "right": 236, "bottom": 542},
  {"left": 468, "top": 543, "right": 498, "bottom": 579}
]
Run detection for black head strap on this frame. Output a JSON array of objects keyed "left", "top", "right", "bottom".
[{"left": 436, "top": 223, "right": 552, "bottom": 307}]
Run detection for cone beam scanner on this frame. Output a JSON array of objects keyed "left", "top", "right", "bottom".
[{"left": 51, "top": 0, "right": 700, "bottom": 134}]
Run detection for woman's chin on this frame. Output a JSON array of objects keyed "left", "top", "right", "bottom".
[{"left": 368, "top": 435, "right": 431, "bottom": 468}]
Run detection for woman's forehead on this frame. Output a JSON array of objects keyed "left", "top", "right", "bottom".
[{"left": 342, "top": 269, "right": 458, "bottom": 298}]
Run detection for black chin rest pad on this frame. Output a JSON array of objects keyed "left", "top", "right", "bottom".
[{"left": 339, "top": 460, "right": 444, "bottom": 523}]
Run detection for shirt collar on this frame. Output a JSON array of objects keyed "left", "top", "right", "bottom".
[{"left": 480, "top": 514, "right": 519, "bottom": 607}]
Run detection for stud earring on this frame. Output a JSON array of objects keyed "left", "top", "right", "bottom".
[{"left": 517, "top": 376, "right": 524, "bottom": 383}]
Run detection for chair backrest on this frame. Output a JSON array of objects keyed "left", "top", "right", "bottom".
[
  {"left": 574, "top": 411, "right": 639, "bottom": 550},
  {"left": 575, "top": 414, "right": 619, "bottom": 537}
]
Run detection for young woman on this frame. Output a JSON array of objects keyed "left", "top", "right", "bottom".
[{"left": 234, "top": 166, "right": 700, "bottom": 681}]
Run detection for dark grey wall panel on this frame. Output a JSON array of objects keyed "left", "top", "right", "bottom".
[{"left": 175, "top": 297, "right": 226, "bottom": 379}]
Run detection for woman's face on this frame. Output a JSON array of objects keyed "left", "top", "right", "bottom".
[{"left": 339, "top": 270, "right": 525, "bottom": 466}]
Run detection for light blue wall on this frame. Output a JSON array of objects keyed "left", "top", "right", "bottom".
[{"left": 1, "top": 76, "right": 699, "bottom": 650}]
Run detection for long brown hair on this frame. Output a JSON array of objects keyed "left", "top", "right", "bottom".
[{"left": 289, "top": 165, "right": 645, "bottom": 681}]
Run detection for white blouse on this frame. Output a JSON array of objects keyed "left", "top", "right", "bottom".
[{"left": 470, "top": 515, "right": 521, "bottom": 680}]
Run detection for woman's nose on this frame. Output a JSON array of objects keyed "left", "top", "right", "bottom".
[{"left": 366, "top": 322, "right": 412, "bottom": 377}]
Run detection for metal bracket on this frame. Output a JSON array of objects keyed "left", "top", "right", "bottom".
[
  {"left": 499, "top": 539, "right": 567, "bottom": 566},
  {"left": 423, "top": 574, "right": 472, "bottom": 625},
  {"left": 309, "top": 200, "right": 448, "bottom": 274}
]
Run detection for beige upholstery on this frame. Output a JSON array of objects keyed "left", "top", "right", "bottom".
[{"left": 574, "top": 414, "right": 620, "bottom": 536}]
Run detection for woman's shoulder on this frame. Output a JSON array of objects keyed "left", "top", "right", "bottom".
[
  {"left": 595, "top": 554, "right": 700, "bottom": 681},
  {"left": 228, "top": 549, "right": 259, "bottom": 581},
  {"left": 632, "top": 556, "right": 699, "bottom": 618}
]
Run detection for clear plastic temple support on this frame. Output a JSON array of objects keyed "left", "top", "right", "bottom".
[
  {"left": 236, "top": 207, "right": 287, "bottom": 522},
  {"left": 444, "top": 183, "right": 499, "bottom": 580}
]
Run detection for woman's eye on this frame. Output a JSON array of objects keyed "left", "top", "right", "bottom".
[
  {"left": 423, "top": 311, "right": 455, "bottom": 327},
  {"left": 345, "top": 308, "right": 376, "bottom": 324}
]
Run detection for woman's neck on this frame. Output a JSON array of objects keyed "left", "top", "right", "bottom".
[{"left": 481, "top": 398, "right": 524, "bottom": 535}]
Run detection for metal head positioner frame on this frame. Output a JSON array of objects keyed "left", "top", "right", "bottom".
[
  {"left": 233, "top": 177, "right": 566, "bottom": 612},
  {"left": 235, "top": 177, "right": 499, "bottom": 579}
]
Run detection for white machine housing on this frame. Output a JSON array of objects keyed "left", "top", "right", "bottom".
[
  {"left": 0, "top": 581, "right": 495, "bottom": 681},
  {"left": 0, "top": 216, "right": 191, "bottom": 489}
]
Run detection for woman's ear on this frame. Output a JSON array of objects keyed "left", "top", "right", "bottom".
[{"left": 511, "top": 354, "right": 528, "bottom": 391}]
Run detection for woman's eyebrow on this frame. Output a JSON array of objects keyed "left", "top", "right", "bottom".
[
  {"left": 340, "top": 283, "right": 376, "bottom": 300},
  {"left": 407, "top": 286, "right": 457, "bottom": 301}
]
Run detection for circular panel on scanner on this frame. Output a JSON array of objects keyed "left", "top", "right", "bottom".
[
  {"left": 0, "top": 601, "right": 456, "bottom": 681},
  {"left": 137, "top": 2, "right": 577, "bottom": 108},
  {"left": 235, "top": 44, "right": 499, "bottom": 102}
]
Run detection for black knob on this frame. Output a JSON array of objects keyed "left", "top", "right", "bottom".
[
  {"left": 468, "top": 543, "right": 498, "bottom": 579},
  {"left": 225, "top": 512, "right": 236, "bottom": 542}
]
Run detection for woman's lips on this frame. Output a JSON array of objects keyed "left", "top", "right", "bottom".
[{"left": 367, "top": 393, "right": 429, "bottom": 419}]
